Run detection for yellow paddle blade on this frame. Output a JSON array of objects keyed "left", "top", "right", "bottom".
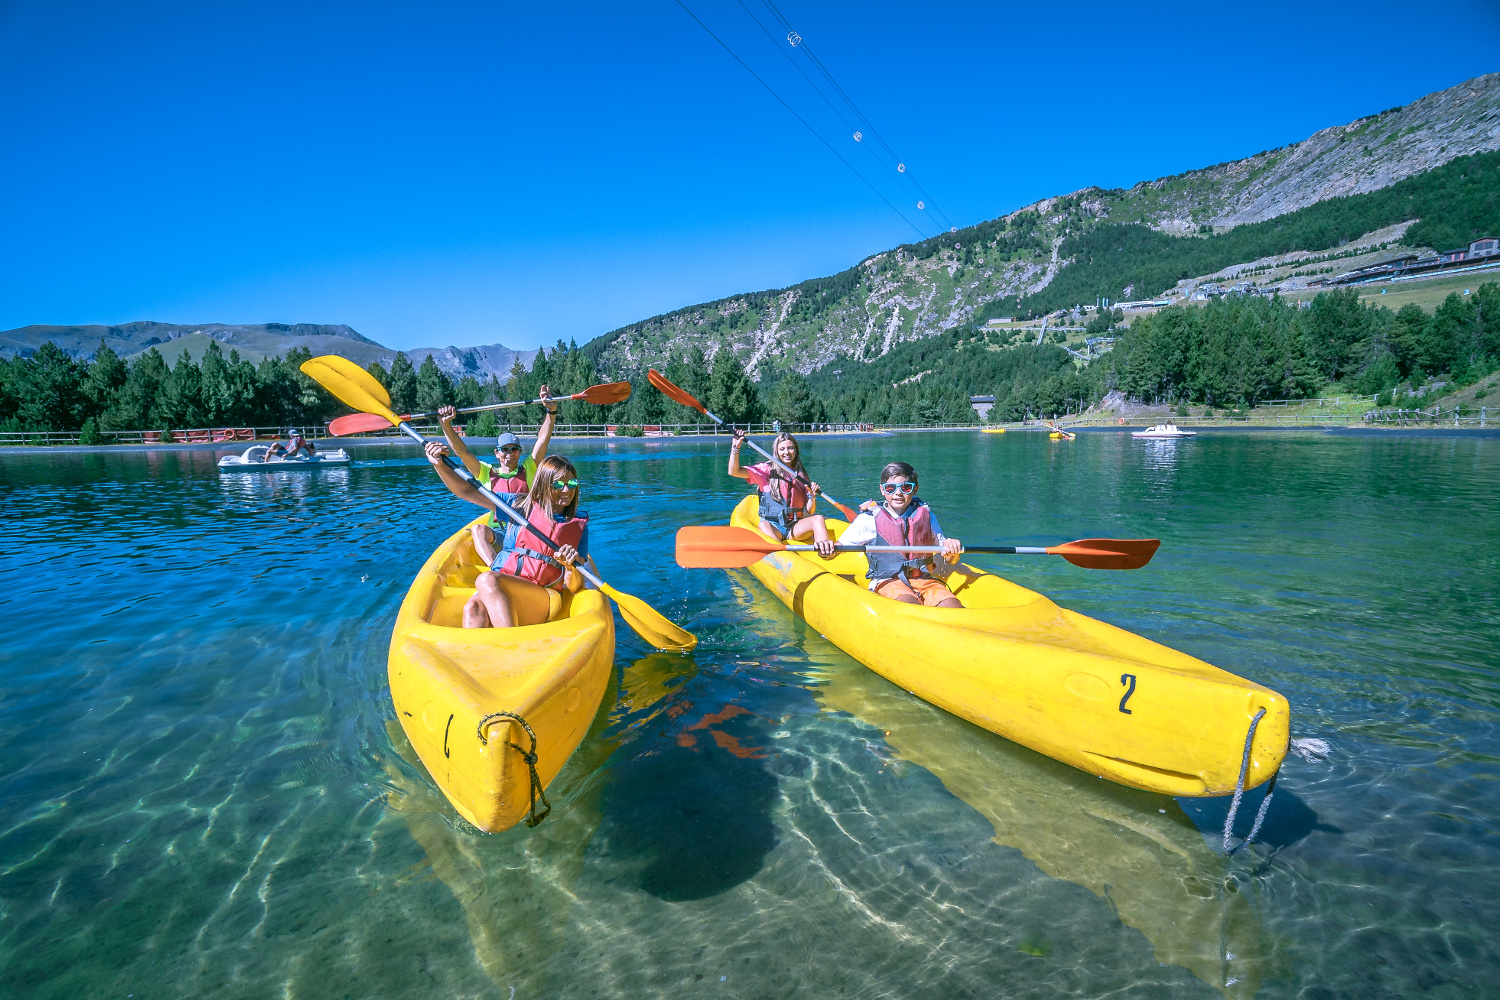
[
  {"left": 596, "top": 581, "right": 697, "bottom": 652},
  {"left": 300, "top": 355, "right": 400, "bottom": 426}
]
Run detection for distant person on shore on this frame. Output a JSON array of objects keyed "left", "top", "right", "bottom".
[
  {"left": 262, "top": 428, "right": 316, "bottom": 461},
  {"left": 728, "top": 430, "right": 835, "bottom": 558},
  {"left": 842, "top": 461, "right": 964, "bottom": 608},
  {"left": 437, "top": 386, "right": 558, "bottom": 562}
]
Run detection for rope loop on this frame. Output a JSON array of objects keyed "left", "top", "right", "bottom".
[
  {"left": 1223, "top": 707, "right": 1275, "bottom": 856},
  {"left": 476, "top": 710, "right": 553, "bottom": 828}
]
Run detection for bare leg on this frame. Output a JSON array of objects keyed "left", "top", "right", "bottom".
[
  {"left": 788, "top": 516, "right": 834, "bottom": 558},
  {"left": 463, "top": 594, "right": 492, "bottom": 628},
  {"left": 466, "top": 571, "right": 553, "bottom": 629},
  {"left": 934, "top": 597, "right": 963, "bottom": 608}
]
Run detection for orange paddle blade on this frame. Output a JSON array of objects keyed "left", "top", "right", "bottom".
[
  {"left": 576, "top": 381, "right": 632, "bottom": 405},
  {"left": 328, "top": 411, "right": 399, "bottom": 436},
  {"left": 648, "top": 369, "right": 707, "bottom": 413},
  {"left": 1046, "top": 538, "right": 1160, "bottom": 570},
  {"left": 675, "top": 526, "right": 785, "bottom": 568}
]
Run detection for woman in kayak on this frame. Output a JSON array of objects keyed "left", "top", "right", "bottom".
[
  {"left": 840, "top": 461, "right": 964, "bottom": 607},
  {"left": 423, "top": 445, "right": 590, "bottom": 628},
  {"left": 437, "top": 387, "right": 558, "bottom": 563},
  {"left": 728, "top": 430, "right": 835, "bottom": 558}
]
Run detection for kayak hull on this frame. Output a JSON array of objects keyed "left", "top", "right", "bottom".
[
  {"left": 389, "top": 517, "right": 615, "bottom": 832},
  {"left": 731, "top": 495, "right": 1286, "bottom": 796}
]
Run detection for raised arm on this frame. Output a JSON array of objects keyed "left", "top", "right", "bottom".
[
  {"left": 531, "top": 385, "right": 558, "bottom": 465},
  {"left": 727, "top": 429, "right": 750, "bottom": 480},
  {"left": 438, "top": 405, "right": 483, "bottom": 478},
  {"left": 424, "top": 441, "right": 489, "bottom": 509}
]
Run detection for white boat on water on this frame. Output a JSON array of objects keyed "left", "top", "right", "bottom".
[
  {"left": 1131, "top": 423, "right": 1197, "bottom": 439},
  {"left": 217, "top": 445, "right": 352, "bottom": 471}
]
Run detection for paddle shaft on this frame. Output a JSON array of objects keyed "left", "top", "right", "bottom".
[
  {"left": 786, "top": 544, "right": 1050, "bottom": 555},
  {"left": 397, "top": 422, "right": 606, "bottom": 590},
  {"left": 710, "top": 412, "right": 856, "bottom": 517},
  {"left": 410, "top": 395, "right": 561, "bottom": 421}
]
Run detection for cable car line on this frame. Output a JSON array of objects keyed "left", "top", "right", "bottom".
[
  {"left": 672, "top": 0, "right": 927, "bottom": 238},
  {"left": 757, "top": 0, "right": 956, "bottom": 232},
  {"left": 729, "top": 0, "right": 941, "bottom": 238}
]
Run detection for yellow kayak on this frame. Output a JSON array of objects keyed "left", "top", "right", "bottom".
[
  {"left": 731, "top": 494, "right": 1287, "bottom": 796},
  {"left": 389, "top": 516, "right": 616, "bottom": 832}
]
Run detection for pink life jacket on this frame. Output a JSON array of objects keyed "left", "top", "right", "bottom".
[
  {"left": 864, "top": 500, "right": 936, "bottom": 582},
  {"left": 496, "top": 504, "right": 588, "bottom": 590},
  {"left": 490, "top": 464, "right": 529, "bottom": 495}
]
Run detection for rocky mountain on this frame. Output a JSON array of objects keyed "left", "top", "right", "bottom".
[
  {"left": 0, "top": 321, "right": 383, "bottom": 363},
  {"left": 403, "top": 344, "right": 540, "bottom": 382},
  {"left": 582, "top": 73, "right": 1500, "bottom": 380},
  {"left": 1, "top": 320, "right": 537, "bottom": 384}
]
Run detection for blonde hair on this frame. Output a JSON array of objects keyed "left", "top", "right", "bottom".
[{"left": 523, "top": 455, "right": 580, "bottom": 518}]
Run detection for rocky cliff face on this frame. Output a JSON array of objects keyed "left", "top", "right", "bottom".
[
  {"left": 585, "top": 73, "right": 1500, "bottom": 380},
  {"left": 1116, "top": 73, "right": 1500, "bottom": 231}
]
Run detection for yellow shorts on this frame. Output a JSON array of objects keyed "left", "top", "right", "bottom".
[{"left": 874, "top": 576, "right": 958, "bottom": 606}]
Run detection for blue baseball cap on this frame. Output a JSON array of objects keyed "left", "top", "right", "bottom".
[{"left": 495, "top": 433, "right": 522, "bottom": 449}]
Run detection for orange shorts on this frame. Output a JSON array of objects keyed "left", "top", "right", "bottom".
[{"left": 873, "top": 575, "right": 958, "bottom": 606}]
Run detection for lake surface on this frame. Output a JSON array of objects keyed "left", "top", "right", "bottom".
[{"left": 1, "top": 430, "right": 1496, "bottom": 999}]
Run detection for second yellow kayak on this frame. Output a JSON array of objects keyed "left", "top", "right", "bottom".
[
  {"left": 389, "top": 516, "right": 616, "bottom": 832},
  {"left": 731, "top": 495, "right": 1287, "bottom": 797}
]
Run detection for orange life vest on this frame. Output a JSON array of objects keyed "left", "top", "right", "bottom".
[{"left": 496, "top": 504, "right": 588, "bottom": 590}]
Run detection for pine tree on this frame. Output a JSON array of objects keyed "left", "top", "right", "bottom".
[
  {"left": 387, "top": 352, "right": 419, "bottom": 414},
  {"left": 768, "top": 371, "right": 820, "bottom": 425},
  {"left": 707, "top": 348, "right": 761, "bottom": 424},
  {"left": 82, "top": 341, "right": 127, "bottom": 420},
  {"left": 415, "top": 356, "right": 454, "bottom": 413}
]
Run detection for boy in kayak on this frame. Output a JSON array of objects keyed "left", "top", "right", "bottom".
[
  {"left": 423, "top": 444, "right": 589, "bottom": 628},
  {"left": 728, "top": 430, "right": 835, "bottom": 558},
  {"left": 841, "top": 461, "right": 964, "bottom": 607},
  {"left": 437, "top": 387, "right": 558, "bottom": 562}
]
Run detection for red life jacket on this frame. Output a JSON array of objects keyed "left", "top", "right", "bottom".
[
  {"left": 864, "top": 500, "right": 936, "bottom": 582},
  {"left": 496, "top": 504, "right": 588, "bottom": 590},
  {"left": 490, "top": 464, "right": 529, "bottom": 495}
]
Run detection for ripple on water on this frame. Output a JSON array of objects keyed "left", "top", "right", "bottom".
[{"left": 0, "top": 435, "right": 1497, "bottom": 998}]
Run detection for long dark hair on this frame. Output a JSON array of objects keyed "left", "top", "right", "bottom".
[{"left": 522, "top": 455, "right": 580, "bottom": 518}]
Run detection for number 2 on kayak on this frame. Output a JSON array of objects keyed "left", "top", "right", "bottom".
[{"left": 1119, "top": 674, "right": 1137, "bottom": 714}]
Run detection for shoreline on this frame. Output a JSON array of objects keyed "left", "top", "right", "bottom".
[{"left": 4, "top": 425, "right": 1496, "bottom": 456}]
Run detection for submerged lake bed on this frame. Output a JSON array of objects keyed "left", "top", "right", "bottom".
[{"left": 1, "top": 430, "right": 1496, "bottom": 999}]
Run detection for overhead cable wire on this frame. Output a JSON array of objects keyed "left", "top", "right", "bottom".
[
  {"left": 729, "top": 0, "right": 939, "bottom": 238},
  {"left": 760, "top": 0, "right": 957, "bottom": 233},
  {"left": 672, "top": 0, "right": 927, "bottom": 239}
]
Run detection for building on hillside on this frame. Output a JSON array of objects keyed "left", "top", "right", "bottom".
[
  {"left": 970, "top": 395, "right": 996, "bottom": 419},
  {"left": 1470, "top": 237, "right": 1498, "bottom": 255}
]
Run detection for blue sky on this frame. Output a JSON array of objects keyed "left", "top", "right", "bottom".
[{"left": 1, "top": 0, "right": 1496, "bottom": 351}]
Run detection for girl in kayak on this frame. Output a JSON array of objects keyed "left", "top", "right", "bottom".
[
  {"left": 423, "top": 445, "right": 590, "bottom": 628},
  {"left": 728, "top": 430, "right": 835, "bottom": 558},
  {"left": 437, "top": 387, "right": 559, "bottom": 564},
  {"left": 841, "top": 461, "right": 964, "bottom": 607}
]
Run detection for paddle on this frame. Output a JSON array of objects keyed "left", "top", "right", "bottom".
[
  {"left": 675, "top": 525, "right": 1160, "bottom": 571},
  {"left": 645, "top": 368, "right": 860, "bottom": 520},
  {"left": 327, "top": 381, "right": 632, "bottom": 437},
  {"left": 300, "top": 356, "right": 696, "bottom": 652}
]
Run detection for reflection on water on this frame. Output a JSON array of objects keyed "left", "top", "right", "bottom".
[{"left": 1, "top": 434, "right": 1497, "bottom": 998}]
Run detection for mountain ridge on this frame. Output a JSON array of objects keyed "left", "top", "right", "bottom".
[{"left": 581, "top": 73, "right": 1500, "bottom": 380}]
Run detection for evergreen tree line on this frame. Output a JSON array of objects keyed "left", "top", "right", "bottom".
[
  {"left": 1095, "top": 284, "right": 1500, "bottom": 406},
  {"left": 0, "top": 340, "right": 348, "bottom": 436}
]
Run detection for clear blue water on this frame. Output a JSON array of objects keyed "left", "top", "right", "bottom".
[{"left": 1, "top": 431, "right": 1496, "bottom": 998}]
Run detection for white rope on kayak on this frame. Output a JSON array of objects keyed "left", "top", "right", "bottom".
[{"left": 1222, "top": 708, "right": 1272, "bottom": 855}]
